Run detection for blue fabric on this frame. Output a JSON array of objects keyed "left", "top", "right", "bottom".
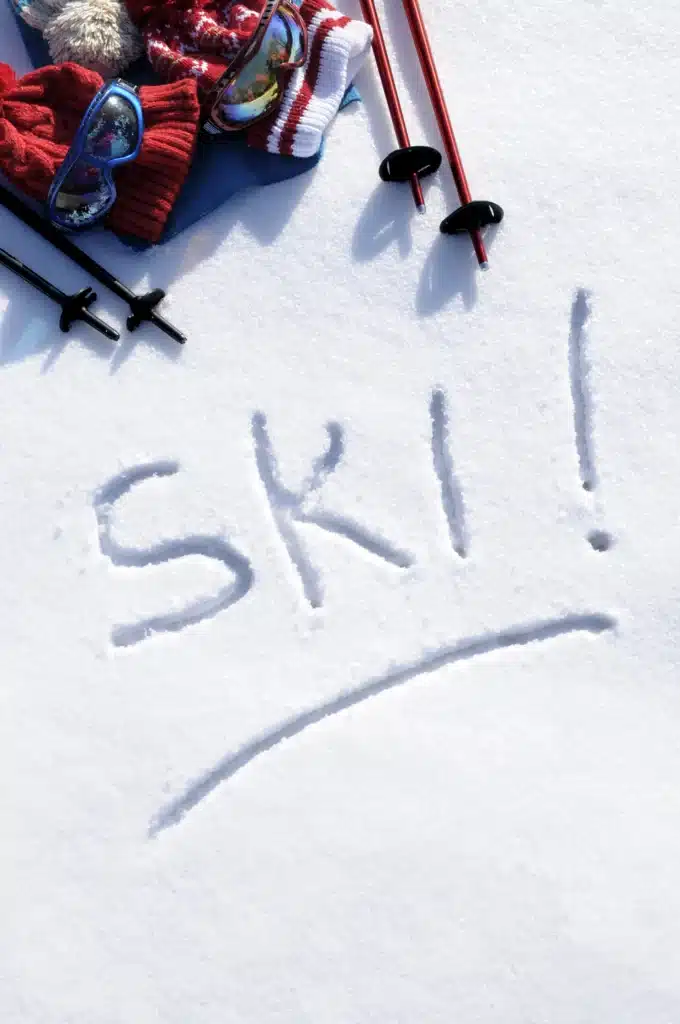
[{"left": 9, "top": 2, "right": 360, "bottom": 249}]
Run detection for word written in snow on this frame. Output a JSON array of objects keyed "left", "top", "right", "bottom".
[
  {"left": 95, "top": 360, "right": 610, "bottom": 650},
  {"left": 95, "top": 400, "right": 462, "bottom": 646}
]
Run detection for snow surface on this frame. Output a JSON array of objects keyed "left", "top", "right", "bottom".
[{"left": 3, "top": 0, "right": 680, "bottom": 1020}]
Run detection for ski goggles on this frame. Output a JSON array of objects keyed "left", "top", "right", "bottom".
[
  {"left": 203, "top": 0, "right": 307, "bottom": 135},
  {"left": 47, "top": 80, "right": 143, "bottom": 231}
]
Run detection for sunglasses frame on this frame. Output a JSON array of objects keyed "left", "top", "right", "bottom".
[
  {"left": 47, "top": 79, "right": 143, "bottom": 231},
  {"left": 203, "top": 0, "right": 308, "bottom": 135}
]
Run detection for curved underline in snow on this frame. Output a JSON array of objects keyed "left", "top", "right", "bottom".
[{"left": 149, "top": 612, "right": 615, "bottom": 837}]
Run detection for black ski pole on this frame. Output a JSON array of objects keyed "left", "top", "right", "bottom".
[
  {"left": 0, "top": 246, "right": 119, "bottom": 341},
  {"left": 0, "top": 184, "right": 186, "bottom": 344}
]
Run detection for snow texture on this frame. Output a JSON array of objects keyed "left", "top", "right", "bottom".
[{"left": 3, "top": 0, "right": 680, "bottom": 1020}]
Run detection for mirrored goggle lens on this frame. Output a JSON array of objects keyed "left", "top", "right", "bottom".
[
  {"left": 82, "top": 93, "right": 141, "bottom": 161},
  {"left": 53, "top": 162, "right": 112, "bottom": 228},
  {"left": 218, "top": 9, "right": 304, "bottom": 127}
]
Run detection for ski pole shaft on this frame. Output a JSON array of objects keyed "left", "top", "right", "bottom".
[
  {"left": 400, "top": 0, "right": 488, "bottom": 265},
  {"left": 0, "top": 247, "right": 119, "bottom": 341},
  {"left": 76, "top": 304, "right": 121, "bottom": 341},
  {"left": 358, "top": 0, "right": 424, "bottom": 210},
  {"left": 0, "top": 247, "right": 61, "bottom": 302}
]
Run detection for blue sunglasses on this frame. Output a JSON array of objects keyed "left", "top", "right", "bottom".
[{"left": 47, "top": 80, "right": 143, "bottom": 232}]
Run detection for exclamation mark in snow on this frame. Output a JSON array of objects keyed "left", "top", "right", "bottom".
[{"left": 568, "top": 289, "right": 613, "bottom": 552}]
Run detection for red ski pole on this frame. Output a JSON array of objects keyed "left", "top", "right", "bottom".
[
  {"left": 400, "top": 0, "right": 503, "bottom": 266},
  {"left": 358, "top": 0, "right": 441, "bottom": 212}
]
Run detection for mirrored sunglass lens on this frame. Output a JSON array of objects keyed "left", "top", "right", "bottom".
[
  {"left": 54, "top": 162, "right": 111, "bottom": 227},
  {"left": 83, "top": 94, "right": 140, "bottom": 160},
  {"left": 219, "top": 11, "right": 298, "bottom": 126},
  {"left": 284, "top": 10, "right": 304, "bottom": 63}
]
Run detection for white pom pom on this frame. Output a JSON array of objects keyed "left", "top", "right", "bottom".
[{"left": 43, "top": 0, "right": 144, "bottom": 77}]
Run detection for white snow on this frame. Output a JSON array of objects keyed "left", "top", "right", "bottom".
[{"left": 3, "top": 0, "right": 680, "bottom": 1020}]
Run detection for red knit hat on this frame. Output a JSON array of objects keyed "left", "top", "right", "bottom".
[
  {"left": 0, "top": 61, "right": 200, "bottom": 243},
  {"left": 125, "top": 0, "right": 262, "bottom": 92},
  {"left": 124, "top": 0, "right": 372, "bottom": 158},
  {"left": 110, "top": 80, "right": 200, "bottom": 241}
]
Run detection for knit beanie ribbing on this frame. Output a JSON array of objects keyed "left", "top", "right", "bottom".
[{"left": 109, "top": 79, "right": 200, "bottom": 241}]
